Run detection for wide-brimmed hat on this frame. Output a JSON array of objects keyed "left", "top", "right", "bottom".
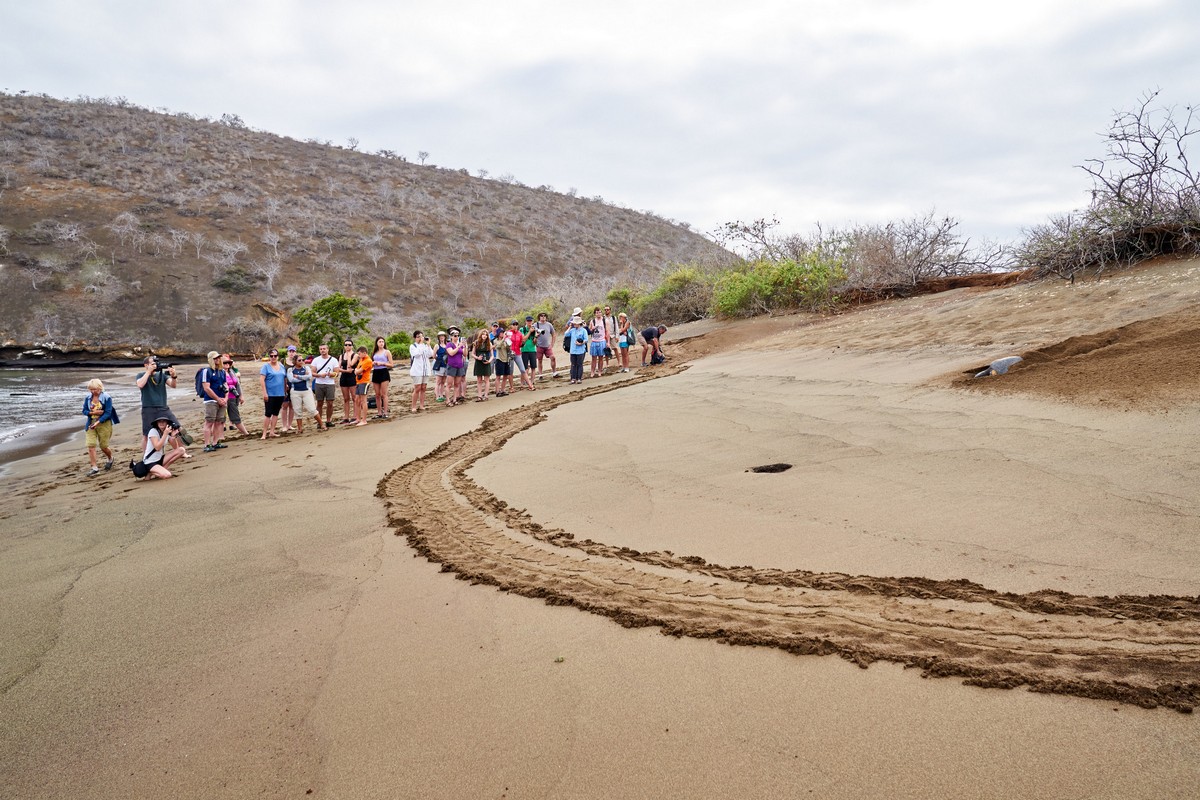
[
  {"left": 436, "top": 330, "right": 447, "bottom": 337},
  {"left": 571, "top": 307, "right": 582, "bottom": 316},
  {"left": 153, "top": 415, "right": 174, "bottom": 426},
  {"left": 570, "top": 315, "right": 583, "bottom": 325}
]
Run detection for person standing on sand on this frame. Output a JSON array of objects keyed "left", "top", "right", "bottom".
[
  {"left": 352, "top": 345, "right": 372, "bottom": 425},
  {"left": 260, "top": 348, "right": 288, "bottom": 439},
  {"left": 471, "top": 329, "right": 493, "bottom": 401},
  {"left": 371, "top": 336, "right": 394, "bottom": 419},
  {"left": 310, "top": 343, "right": 338, "bottom": 430},
  {"left": 198, "top": 351, "right": 229, "bottom": 453},
  {"left": 616, "top": 313, "right": 633, "bottom": 372},
  {"left": 288, "top": 354, "right": 319, "bottom": 434},
  {"left": 587, "top": 306, "right": 607, "bottom": 377},
  {"left": 141, "top": 416, "right": 186, "bottom": 480},
  {"left": 444, "top": 327, "right": 467, "bottom": 406},
  {"left": 493, "top": 320, "right": 514, "bottom": 397},
  {"left": 279, "top": 346, "right": 298, "bottom": 433},
  {"left": 432, "top": 331, "right": 449, "bottom": 403},
  {"left": 81, "top": 378, "right": 119, "bottom": 477},
  {"left": 337, "top": 339, "right": 358, "bottom": 424},
  {"left": 135, "top": 355, "right": 180, "bottom": 450},
  {"left": 222, "top": 354, "right": 251, "bottom": 437},
  {"left": 533, "top": 312, "right": 557, "bottom": 378},
  {"left": 567, "top": 315, "right": 589, "bottom": 384},
  {"left": 409, "top": 331, "right": 434, "bottom": 412},
  {"left": 602, "top": 305, "right": 619, "bottom": 366},
  {"left": 518, "top": 316, "right": 539, "bottom": 389}
]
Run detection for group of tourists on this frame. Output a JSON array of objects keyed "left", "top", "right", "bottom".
[{"left": 82, "top": 308, "right": 669, "bottom": 481}]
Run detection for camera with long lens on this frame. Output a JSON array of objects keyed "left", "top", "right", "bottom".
[{"left": 154, "top": 361, "right": 175, "bottom": 373}]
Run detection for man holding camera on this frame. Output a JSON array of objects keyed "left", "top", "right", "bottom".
[{"left": 136, "top": 355, "right": 181, "bottom": 450}]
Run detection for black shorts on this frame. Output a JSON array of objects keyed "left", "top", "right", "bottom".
[
  {"left": 372, "top": 368, "right": 390, "bottom": 383},
  {"left": 339, "top": 372, "right": 356, "bottom": 388},
  {"left": 264, "top": 396, "right": 286, "bottom": 417},
  {"left": 494, "top": 360, "right": 511, "bottom": 377},
  {"left": 522, "top": 352, "right": 537, "bottom": 369}
]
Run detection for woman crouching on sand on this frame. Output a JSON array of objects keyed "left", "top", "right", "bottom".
[{"left": 142, "top": 416, "right": 187, "bottom": 479}]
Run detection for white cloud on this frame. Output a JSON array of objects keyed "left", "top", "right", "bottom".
[{"left": 3, "top": 0, "right": 1198, "bottom": 245}]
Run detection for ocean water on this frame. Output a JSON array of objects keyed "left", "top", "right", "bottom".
[{"left": 0, "top": 366, "right": 196, "bottom": 467}]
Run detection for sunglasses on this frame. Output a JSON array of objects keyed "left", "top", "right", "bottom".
[
  {"left": 269, "top": 353, "right": 279, "bottom": 357},
  {"left": 222, "top": 361, "right": 232, "bottom": 365}
]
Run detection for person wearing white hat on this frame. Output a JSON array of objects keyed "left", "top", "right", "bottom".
[{"left": 566, "top": 315, "right": 589, "bottom": 384}]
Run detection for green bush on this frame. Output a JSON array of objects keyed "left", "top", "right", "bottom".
[
  {"left": 633, "top": 265, "right": 713, "bottom": 325},
  {"left": 385, "top": 331, "right": 413, "bottom": 352},
  {"left": 212, "top": 265, "right": 258, "bottom": 294},
  {"left": 711, "top": 255, "right": 846, "bottom": 317}
]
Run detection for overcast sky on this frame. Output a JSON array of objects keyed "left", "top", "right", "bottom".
[{"left": 4, "top": 0, "right": 1198, "bottom": 246}]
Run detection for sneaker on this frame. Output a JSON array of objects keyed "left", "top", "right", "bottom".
[
  {"left": 203, "top": 445, "right": 216, "bottom": 453},
  {"left": 87, "top": 467, "right": 100, "bottom": 477},
  {"left": 214, "top": 443, "right": 228, "bottom": 449},
  {"left": 104, "top": 457, "right": 114, "bottom": 470}
]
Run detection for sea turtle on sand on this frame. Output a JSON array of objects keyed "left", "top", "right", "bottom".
[{"left": 974, "top": 356, "right": 1023, "bottom": 378}]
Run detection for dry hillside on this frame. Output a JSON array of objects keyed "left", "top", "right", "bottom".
[{"left": 0, "top": 93, "right": 731, "bottom": 358}]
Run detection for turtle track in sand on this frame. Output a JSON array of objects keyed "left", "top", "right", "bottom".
[{"left": 377, "top": 365, "right": 1200, "bottom": 713}]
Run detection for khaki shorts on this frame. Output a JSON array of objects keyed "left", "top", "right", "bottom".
[
  {"left": 85, "top": 420, "right": 112, "bottom": 449},
  {"left": 313, "top": 383, "right": 336, "bottom": 404},
  {"left": 203, "top": 402, "right": 227, "bottom": 423},
  {"left": 292, "top": 389, "right": 318, "bottom": 416}
]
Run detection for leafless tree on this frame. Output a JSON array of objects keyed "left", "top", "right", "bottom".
[
  {"left": 253, "top": 257, "right": 282, "bottom": 292},
  {"left": 22, "top": 265, "right": 54, "bottom": 290},
  {"left": 417, "top": 151, "right": 429, "bottom": 165},
  {"left": 108, "top": 211, "right": 140, "bottom": 246},
  {"left": 261, "top": 228, "right": 281, "bottom": 259}
]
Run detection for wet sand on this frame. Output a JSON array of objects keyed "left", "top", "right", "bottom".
[{"left": 2, "top": 257, "right": 1199, "bottom": 798}]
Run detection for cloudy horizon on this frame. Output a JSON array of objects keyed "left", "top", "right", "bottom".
[{"left": 4, "top": 0, "right": 1198, "bottom": 248}]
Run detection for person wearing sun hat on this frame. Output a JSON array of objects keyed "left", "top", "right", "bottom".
[
  {"left": 198, "top": 350, "right": 228, "bottom": 452},
  {"left": 566, "top": 314, "right": 588, "bottom": 384},
  {"left": 141, "top": 414, "right": 188, "bottom": 480},
  {"left": 444, "top": 326, "right": 467, "bottom": 405}
]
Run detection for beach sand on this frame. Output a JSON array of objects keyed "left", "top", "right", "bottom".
[{"left": 2, "top": 257, "right": 1199, "bottom": 798}]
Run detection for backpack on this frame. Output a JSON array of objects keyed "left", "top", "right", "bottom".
[
  {"left": 195, "top": 367, "right": 207, "bottom": 398},
  {"left": 562, "top": 332, "right": 571, "bottom": 353},
  {"left": 130, "top": 459, "right": 149, "bottom": 478}
]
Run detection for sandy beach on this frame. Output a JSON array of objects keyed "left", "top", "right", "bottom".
[{"left": 3, "top": 258, "right": 1200, "bottom": 799}]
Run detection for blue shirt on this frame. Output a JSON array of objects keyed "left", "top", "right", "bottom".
[
  {"left": 568, "top": 326, "right": 589, "bottom": 356},
  {"left": 260, "top": 362, "right": 288, "bottom": 396}
]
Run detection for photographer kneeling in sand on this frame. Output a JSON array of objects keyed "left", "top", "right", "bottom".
[{"left": 138, "top": 415, "right": 188, "bottom": 480}]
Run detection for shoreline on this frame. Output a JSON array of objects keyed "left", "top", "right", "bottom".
[{"left": 0, "top": 417, "right": 81, "bottom": 476}]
